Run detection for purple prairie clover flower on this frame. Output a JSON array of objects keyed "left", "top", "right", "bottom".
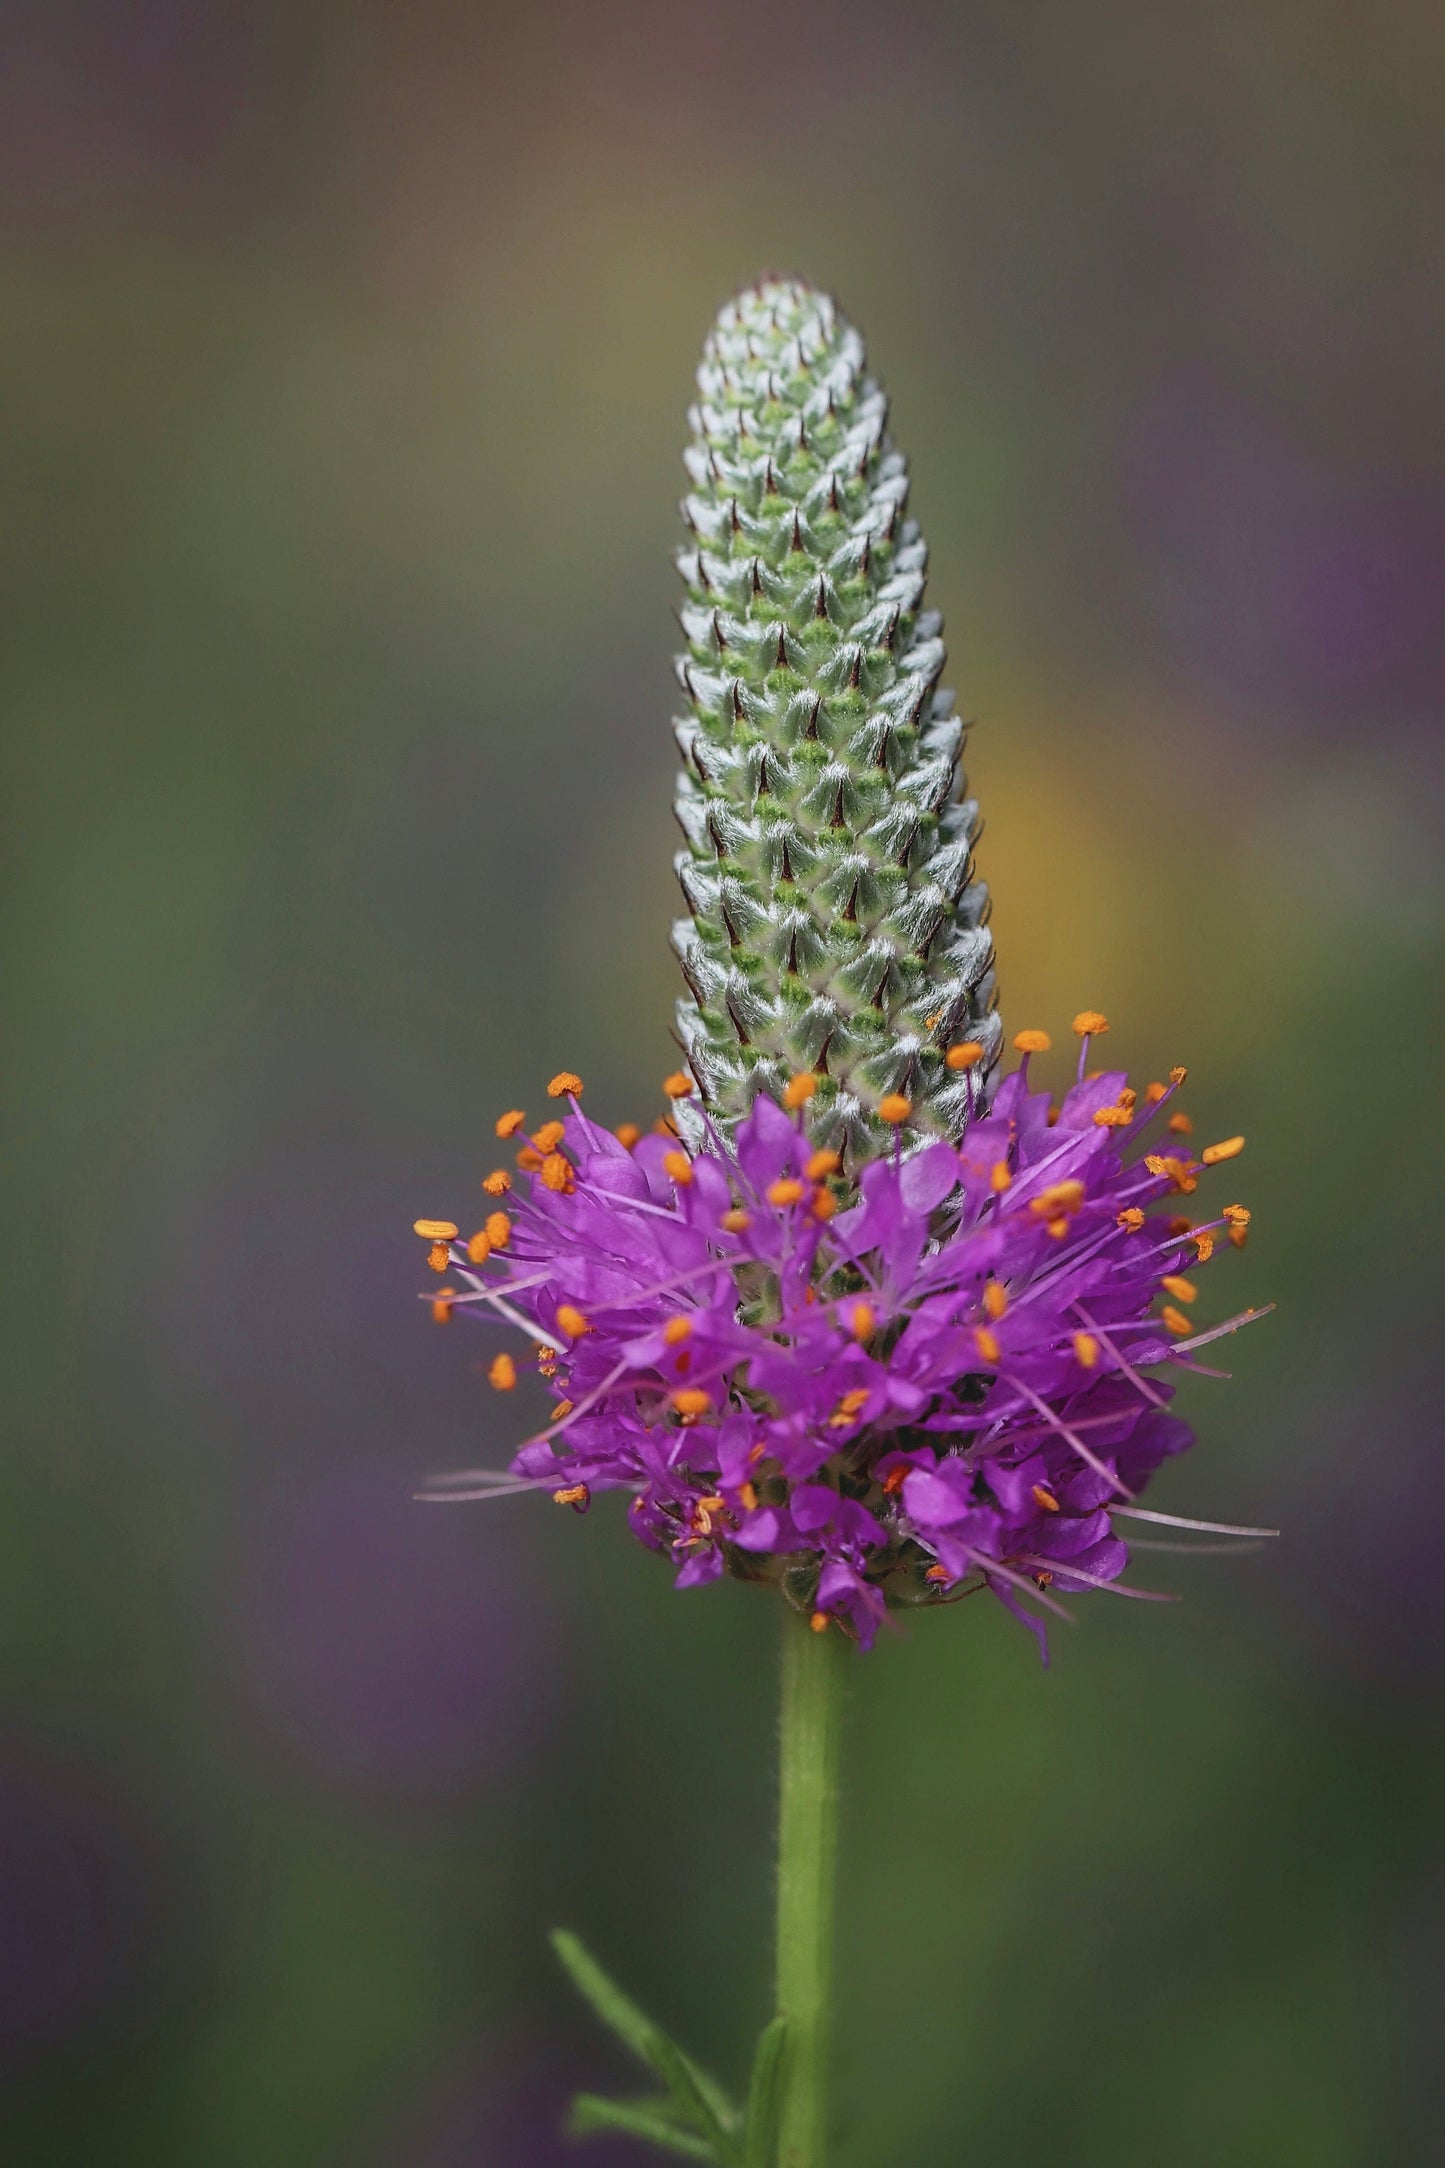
[{"left": 419, "top": 1023, "right": 1269, "bottom": 1655}]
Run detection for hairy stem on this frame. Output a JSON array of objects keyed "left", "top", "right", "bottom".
[{"left": 775, "top": 1612, "right": 844, "bottom": 2168}]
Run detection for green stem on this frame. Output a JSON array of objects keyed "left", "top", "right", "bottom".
[{"left": 774, "top": 1611, "right": 844, "bottom": 2168}]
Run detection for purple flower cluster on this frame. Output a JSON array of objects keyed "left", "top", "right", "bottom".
[{"left": 421, "top": 1034, "right": 1263, "bottom": 1652}]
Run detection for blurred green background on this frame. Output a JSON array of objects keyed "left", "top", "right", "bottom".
[{"left": 3, "top": 2, "right": 1442, "bottom": 2161}]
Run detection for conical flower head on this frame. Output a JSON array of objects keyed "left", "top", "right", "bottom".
[{"left": 671, "top": 277, "right": 1000, "bottom": 1161}]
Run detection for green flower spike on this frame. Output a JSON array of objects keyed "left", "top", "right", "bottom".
[{"left": 670, "top": 275, "right": 1000, "bottom": 1162}]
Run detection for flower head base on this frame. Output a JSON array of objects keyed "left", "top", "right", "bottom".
[{"left": 421, "top": 1046, "right": 1268, "bottom": 1653}]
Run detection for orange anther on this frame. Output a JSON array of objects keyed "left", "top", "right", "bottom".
[
  {"left": 1031, "top": 1483, "right": 1061, "bottom": 1512},
  {"left": 414, "top": 1217, "right": 459, "bottom": 1243},
  {"left": 615, "top": 1122, "right": 641, "bottom": 1150},
  {"left": 555, "top": 1304, "right": 589, "bottom": 1340},
  {"left": 1072, "top": 1011, "right": 1109, "bottom": 1037},
  {"left": 495, "top": 1109, "right": 527, "bottom": 1139},
  {"left": 1193, "top": 1230, "right": 1216, "bottom": 1263},
  {"left": 1167, "top": 1111, "right": 1193, "bottom": 1136},
  {"left": 983, "top": 1281, "right": 1008, "bottom": 1321},
  {"left": 1030, "top": 1179, "right": 1086, "bottom": 1219},
  {"left": 738, "top": 1482, "right": 759, "bottom": 1511},
  {"left": 973, "top": 1325, "right": 1001, "bottom": 1364},
  {"left": 662, "top": 1316, "right": 692, "bottom": 1345},
  {"left": 1093, "top": 1105, "right": 1132, "bottom": 1128},
  {"left": 767, "top": 1178, "right": 805, "bottom": 1207},
  {"left": 806, "top": 1148, "right": 841, "bottom": 1180},
  {"left": 550, "top": 1398, "right": 574, "bottom": 1420},
  {"left": 882, "top": 1464, "right": 909, "bottom": 1495},
  {"left": 482, "top": 1169, "right": 511, "bottom": 1196},
  {"left": 849, "top": 1300, "right": 875, "bottom": 1340},
  {"left": 426, "top": 1242, "right": 450, "bottom": 1273},
  {"left": 552, "top": 1483, "right": 590, "bottom": 1509},
  {"left": 829, "top": 1386, "right": 871, "bottom": 1428},
  {"left": 1117, "top": 1206, "right": 1146, "bottom": 1232},
  {"left": 1169, "top": 1066, "right": 1188, "bottom": 1087},
  {"left": 924, "top": 1564, "right": 950, "bottom": 1585},
  {"left": 1072, "top": 1331, "right": 1099, "bottom": 1369},
  {"left": 485, "top": 1211, "right": 512, "bottom": 1247},
  {"left": 488, "top": 1352, "right": 517, "bottom": 1390},
  {"left": 515, "top": 1146, "right": 543, "bottom": 1171},
  {"left": 539, "top": 1153, "right": 573, "bottom": 1193},
  {"left": 810, "top": 1185, "right": 837, "bottom": 1220},
  {"left": 671, "top": 1387, "right": 710, "bottom": 1417},
  {"left": 1013, "top": 1029, "right": 1051, "bottom": 1055},
  {"left": 1144, "top": 1081, "right": 1168, "bottom": 1104},
  {"left": 466, "top": 1230, "right": 491, "bottom": 1265},
  {"left": 946, "top": 1041, "right": 984, "bottom": 1071},
  {"left": 1228, "top": 1223, "right": 1249, "bottom": 1250},
  {"left": 664, "top": 1149, "right": 694, "bottom": 1186},
  {"left": 531, "top": 1119, "right": 566, "bottom": 1154},
  {"left": 877, "top": 1093, "right": 912, "bottom": 1125},
  {"left": 1201, "top": 1135, "right": 1245, "bottom": 1165},
  {"left": 783, "top": 1073, "right": 818, "bottom": 1109},
  {"left": 1161, "top": 1274, "right": 1197, "bottom": 1303},
  {"left": 663, "top": 1070, "right": 695, "bottom": 1099},
  {"left": 547, "top": 1072, "right": 583, "bottom": 1098},
  {"left": 431, "top": 1289, "right": 455, "bottom": 1323},
  {"left": 809, "top": 1610, "right": 832, "bottom": 1633},
  {"left": 990, "top": 1161, "right": 1013, "bottom": 1194},
  {"left": 1160, "top": 1304, "right": 1193, "bottom": 1338},
  {"left": 721, "top": 1207, "right": 752, "bottom": 1234}
]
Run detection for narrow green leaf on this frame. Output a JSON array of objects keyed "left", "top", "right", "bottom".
[
  {"left": 742, "top": 2017, "right": 789, "bottom": 2167},
  {"left": 569, "top": 2094, "right": 718, "bottom": 2161},
  {"left": 550, "top": 1930, "right": 740, "bottom": 2159}
]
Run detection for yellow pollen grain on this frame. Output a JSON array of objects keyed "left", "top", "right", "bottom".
[
  {"left": 1202, "top": 1134, "right": 1246, "bottom": 1165},
  {"left": 547, "top": 1071, "right": 583, "bottom": 1098},
  {"left": 1072, "top": 1331, "right": 1099, "bottom": 1369},
  {"left": 990, "top": 1161, "right": 1013, "bottom": 1194},
  {"left": 485, "top": 1211, "right": 512, "bottom": 1248},
  {"left": 615, "top": 1122, "right": 641, "bottom": 1150},
  {"left": 1072, "top": 1010, "right": 1110, "bottom": 1037},
  {"left": 983, "top": 1281, "right": 1008, "bottom": 1321},
  {"left": 806, "top": 1148, "right": 840, "bottom": 1180},
  {"left": 721, "top": 1208, "right": 751, "bottom": 1234},
  {"left": 466, "top": 1230, "right": 491, "bottom": 1265},
  {"left": 426, "top": 1242, "right": 450, "bottom": 1273},
  {"left": 1013, "top": 1028, "right": 1051, "bottom": 1054},
  {"left": 552, "top": 1483, "right": 589, "bottom": 1508},
  {"left": 555, "top": 1304, "right": 589, "bottom": 1340},
  {"left": 481, "top": 1170, "right": 511, "bottom": 1196},
  {"left": 1160, "top": 1304, "right": 1193, "bottom": 1338},
  {"left": 663, "top": 1070, "right": 695, "bottom": 1099},
  {"left": 488, "top": 1351, "right": 517, "bottom": 1390},
  {"left": 946, "top": 1040, "right": 984, "bottom": 1071},
  {"left": 1161, "top": 1274, "right": 1197, "bottom": 1303},
  {"left": 809, "top": 1611, "right": 831, "bottom": 1633},
  {"left": 495, "top": 1109, "right": 526, "bottom": 1139},
  {"left": 531, "top": 1119, "right": 565, "bottom": 1154},
  {"left": 663, "top": 1316, "right": 692, "bottom": 1345},
  {"left": 767, "top": 1177, "right": 805, "bottom": 1207},
  {"left": 431, "top": 1290, "right": 455, "bottom": 1323},
  {"left": 973, "top": 1325, "right": 1001, "bottom": 1364},
  {"left": 1193, "top": 1230, "right": 1216, "bottom": 1263},
  {"left": 1117, "top": 1206, "right": 1146, "bottom": 1232},
  {"left": 1032, "top": 1483, "right": 1061, "bottom": 1512},
  {"left": 810, "top": 1185, "right": 837, "bottom": 1220},
  {"left": 671, "top": 1387, "right": 710, "bottom": 1416},
  {"left": 783, "top": 1073, "right": 818, "bottom": 1108},
  {"left": 664, "top": 1149, "right": 693, "bottom": 1186},
  {"left": 877, "top": 1093, "right": 912, "bottom": 1125},
  {"left": 414, "top": 1217, "right": 459, "bottom": 1243},
  {"left": 850, "top": 1301, "right": 875, "bottom": 1340}
]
